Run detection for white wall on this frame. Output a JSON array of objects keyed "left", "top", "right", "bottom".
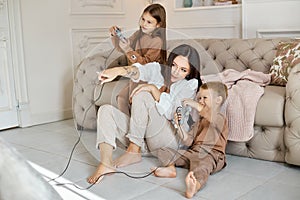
[
  {"left": 70, "top": 0, "right": 242, "bottom": 67},
  {"left": 18, "top": 0, "right": 73, "bottom": 126},
  {"left": 242, "top": 0, "right": 300, "bottom": 38},
  {"left": 70, "top": 0, "right": 151, "bottom": 67},
  {"left": 165, "top": 0, "right": 242, "bottom": 39},
  {"left": 14, "top": 0, "right": 299, "bottom": 127}
]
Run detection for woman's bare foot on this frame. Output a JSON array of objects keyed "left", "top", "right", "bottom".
[
  {"left": 185, "top": 171, "right": 201, "bottom": 199},
  {"left": 113, "top": 152, "right": 142, "bottom": 168},
  {"left": 87, "top": 163, "right": 116, "bottom": 184},
  {"left": 152, "top": 165, "right": 176, "bottom": 178}
]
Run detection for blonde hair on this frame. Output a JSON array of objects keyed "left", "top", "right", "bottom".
[{"left": 200, "top": 82, "right": 228, "bottom": 105}]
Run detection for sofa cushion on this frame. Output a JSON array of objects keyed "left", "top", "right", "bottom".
[
  {"left": 270, "top": 41, "right": 300, "bottom": 86},
  {"left": 254, "top": 85, "right": 285, "bottom": 126}
]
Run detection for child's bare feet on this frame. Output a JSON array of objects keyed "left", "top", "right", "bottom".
[
  {"left": 185, "top": 171, "right": 201, "bottom": 199},
  {"left": 113, "top": 151, "right": 142, "bottom": 168},
  {"left": 152, "top": 165, "right": 176, "bottom": 178},
  {"left": 87, "top": 164, "right": 116, "bottom": 184}
]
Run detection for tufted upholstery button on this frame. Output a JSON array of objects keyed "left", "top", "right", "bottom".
[
  {"left": 245, "top": 143, "right": 250, "bottom": 148},
  {"left": 277, "top": 146, "right": 281, "bottom": 151},
  {"left": 82, "top": 70, "right": 86, "bottom": 74},
  {"left": 81, "top": 88, "right": 84, "bottom": 93},
  {"left": 81, "top": 107, "right": 85, "bottom": 111}
]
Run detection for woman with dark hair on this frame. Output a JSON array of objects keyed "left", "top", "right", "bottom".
[{"left": 87, "top": 44, "right": 202, "bottom": 184}]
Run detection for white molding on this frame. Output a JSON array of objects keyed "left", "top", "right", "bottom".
[
  {"left": 242, "top": 0, "right": 300, "bottom": 39},
  {"left": 168, "top": 24, "right": 240, "bottom": 39},
  {"left": 7, "top": 0, "right": 29, "bottom": 104},
  {"left": 256, "top": 29, "right": 300, "bottom": 39},
  {"left": 71, "top": 28, "right": 112, "bottom": 68},
  {"left": 26, "top": 108, "right": 73, "bottom": 127},
  {"left": 174, "top": 4, "right": 241, "bottom": 11},
  {"left": 170, "top": 24, "right": 237, "bottom": 29},
  {"left": 70, "top": 0, "right": 125, "bottom": 15},
  {"left": 243, "top": 0, "right": 299, "bottom": 3},
  {"left": 0, "top": 22, "right": 19, "bottom": 129},
  {"left": 0, "top": 30, "right": 13, "bottom": 111},
  {"left": 0, "top": 0, "right": 6, "bottom": 10}
]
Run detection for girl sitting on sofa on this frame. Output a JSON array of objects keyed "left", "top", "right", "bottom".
[{"left": 110, "top": 3, "right": 167, "bottom": 116}]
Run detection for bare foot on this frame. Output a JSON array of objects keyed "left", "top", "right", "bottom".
[
  {"left": 185, "top": 171, "right": 201, "bottom": 199},
  {"left": 113, "top": 151, "right": 142, "bottom": 168},
  {"left": 152, "top": 165, "right": 176, "bottom": 178},
  {"left": 87, "top": 163, "right": 116, "bottom": 184}
]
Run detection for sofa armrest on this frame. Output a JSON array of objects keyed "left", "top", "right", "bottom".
[
  {"left": 284, "top": 63, "right": 300, "bottom": 165},
  {"left": 73, "top": 49, "right": 126, "bottom": 130},
  {"left": 94, "top": 78, "right": 129, "bottom": 108}
]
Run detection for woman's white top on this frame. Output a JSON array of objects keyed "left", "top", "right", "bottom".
[{"left": 132, "top": 62, "right": 198, "bottom": 120}]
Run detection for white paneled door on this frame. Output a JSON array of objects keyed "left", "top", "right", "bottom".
[{"left": 0, "top": 0, "right": 19, "bottom": 130}]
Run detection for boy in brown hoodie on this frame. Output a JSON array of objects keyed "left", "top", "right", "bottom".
[{"left": 153, "top": 81, "right": 228, "bottom": 199}]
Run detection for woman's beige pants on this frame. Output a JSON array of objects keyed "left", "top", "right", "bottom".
[{"left": 96, "top": 91, "right": 179, "bottom": 155}]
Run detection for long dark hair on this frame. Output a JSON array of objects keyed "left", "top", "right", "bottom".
[
  {"left": 166, "top": 44, "right": 202, "bottom": 89},
  {"left": 131, "top": 4, "right": 167, "bottom": 63}
]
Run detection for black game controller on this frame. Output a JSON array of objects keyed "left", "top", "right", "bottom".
[
  {"left": 176, "top": 106, "right": 191, "bottom": 125},
  {"left": 115, "top": 28, "right": 127, "bottom": 43}
]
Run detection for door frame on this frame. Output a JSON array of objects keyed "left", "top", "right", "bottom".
[{"left": 5, "top": 0, "right": 30, "bottom": 128}]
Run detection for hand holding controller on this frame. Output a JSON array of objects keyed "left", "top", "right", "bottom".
[
  {"left": 115, "top": 28, "right": 127, "bottom": 43},
  {"left": 176, "top": 106, "right": 191, "bottom": 125}
]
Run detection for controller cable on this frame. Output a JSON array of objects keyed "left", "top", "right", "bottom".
[
  {"left": 48, "top": 47, "right": 188, "bottom": 191},
  {"left": 47, "top": 47, "right": 116, "bottom": 183}
]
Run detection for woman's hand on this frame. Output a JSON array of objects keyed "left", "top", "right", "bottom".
[
  {"left": 98, "top": 68, "right": 121, "bottom": 84},
  {"left": 99, "top": 65, "right": 140, "bottom": 85},
  {"left": 129, "top": 84, "right": 160, "bottom": 103}
]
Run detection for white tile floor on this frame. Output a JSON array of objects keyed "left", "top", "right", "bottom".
[{"left": 1, "top": 119, "right": 300, "bottom": 200}]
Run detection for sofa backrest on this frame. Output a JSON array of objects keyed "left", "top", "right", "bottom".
[{"left": 167, "top": 38, "right": 293, "bottom": 76}]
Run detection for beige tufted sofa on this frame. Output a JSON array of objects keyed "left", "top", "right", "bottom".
[{"left": 73, "top": 38, "right": 300, "bottom": 166}]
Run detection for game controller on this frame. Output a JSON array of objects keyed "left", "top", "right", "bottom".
[
  {"left": 115, "top": 28, "right": 127, "bottom": 43},
  {"left": 176, "top": 106, "right": 191, "bottom": 125}
]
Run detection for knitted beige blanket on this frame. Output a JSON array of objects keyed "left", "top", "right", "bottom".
[{"left": 202, "top": 69, "right": 271, "bottom": 142}]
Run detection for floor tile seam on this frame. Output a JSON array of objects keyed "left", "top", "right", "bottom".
[
  {"left": 235, "top": 178, "right": 275, "bottom": 200},
  {"left": 5, "top": 142, "right": 30, "bottom": 149},
  {"left": 22, "top": 147, "right": 67, "bottom": 158},
  {"left": 21, "top": 140, "right": 87, "bottom": 155},
  {"left": 224, "top": 169, "right": 283, "bottom": 181},
  {"left": 21, "top": 147, "right": 75, "bottom": 159},
  {"left": 126, "top": 184, "right": 175, "bottom": 200},
  {"left": 71, "top": 158, "right": 98, "bottom": 166},
  {"left": 142, "top": 178, "right": 173, "bottom": 187},
  {"left": 264, "top": 176, "right": 300, "bottom": 188}
]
